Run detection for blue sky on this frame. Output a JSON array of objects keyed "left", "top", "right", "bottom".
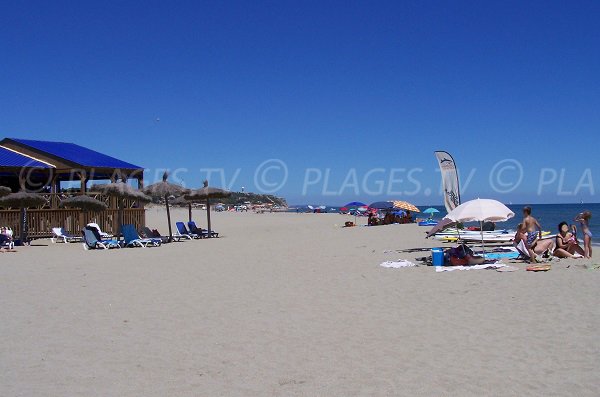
[{"left": 1, "top": 0, "right": 599, "bottom": 205}]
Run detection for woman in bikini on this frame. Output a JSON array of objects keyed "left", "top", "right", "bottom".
[
  {"left": 575, "top": 211, "right": 592, "bottom": 258},
  {"left": 554, "top": 222, "right": 585, "bottom": 258}
]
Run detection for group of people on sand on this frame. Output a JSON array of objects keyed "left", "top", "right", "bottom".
[
  {"left": 515, "top": 206, "right": 592, "bottom": 263},
  {"left": 368, "top": 210, "right": 413, "bottom": 226}
]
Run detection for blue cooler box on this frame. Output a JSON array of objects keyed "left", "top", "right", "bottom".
[{"left": 431, "top": 248, "right": 444, "bottom": 266}]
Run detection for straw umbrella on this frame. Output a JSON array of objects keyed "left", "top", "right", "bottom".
[
  {"left": 91, "top": 180, "right": 151, "bottom": 236},
  {"left": 143, "top": 172, "right": 189, "bottom": 242},
  {"left": 0, "top": 186, "right": 11, "bottom": 197},
  {"left": 184, "top": 180, "right": 231, "bottom": 237},
  {"left": 171, "top": 195, "right": 195, "bottom": 222},
  {"left": 60, "top": 195, "right": 109, "bottom": 231},
  {"left": 0, "top": 191, "right": 47, "bottom": 244}
]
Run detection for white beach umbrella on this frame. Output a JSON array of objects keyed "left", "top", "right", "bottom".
[
  {"left": 445, "top": 198, "right": 514, "bottom": 223},
  {"left": 445, "top": 198, "right": 514, "bottom": 254}
]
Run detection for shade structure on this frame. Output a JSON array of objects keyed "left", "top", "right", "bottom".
[
  {"left": 0, "top": 186, "right": 11, "bottom": 197},
  {"left": 445, "top": 199, "right": 514, "bottom": 223},
  {"left": 184, "top": 180, "right": 231, "bottom": 237},
  {"left": 144, "top": 172, "right": 189, "bottom": 241},
  {"left": 368, "top": 201, "right": 393, "bottom": 210},
  {"left": 426, "top": 217, "right": 456, "bottom": 238},
  {"left": 444, "top": 198, "right": 515, "bottom": 253},
  {"left": 0, "top": 191, "right": 47, "bottom": 243},
  {"left": 92, "top": 181, "right": 151, "bottom": 201},
  {"left": 59, "top": 195, "right": 108, "bottom": 212},
  {"left": 171, "top": 195, "right": 194, "bottom": 222},
  {"left": 343, "top": 201, "right": 367, "bottom": 224},
  {"left": 59, "top": 195, "right": 108, "bottom": 228},
  {"left": 344, "top": 201, "right": 366, "bottom": 207},
  {"left": 423, "top": 207, "right": 440, "bottom": 215},
  {"left": 392, "top": 201, "right": 420, "bottom": 213},
  {"left": 91, "top": 181, "right": 151, "bottom": 236}
]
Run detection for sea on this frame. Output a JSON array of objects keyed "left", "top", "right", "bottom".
[{"left": 291, "top": 203, "right": 600, "bottom": 244}]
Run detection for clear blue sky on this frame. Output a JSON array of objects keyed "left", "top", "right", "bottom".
[{"left": 1, "top": 1, "right": 598, "bottom": 205}]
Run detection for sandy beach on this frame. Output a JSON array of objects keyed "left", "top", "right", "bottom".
[{"left": 1, "top": 208, "right": 599, "bottom": 396}]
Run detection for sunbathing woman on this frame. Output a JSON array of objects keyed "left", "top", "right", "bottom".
[
  {"left": 575, "top": 211, "right": 592, "bottom": 258},
  {"left": 554, "top": 222, "right": 585, "bottom": 258}
]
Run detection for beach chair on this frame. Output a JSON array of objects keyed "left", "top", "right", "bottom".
[
  {"left": 121, "top": 224, "right": 161, "bottom": 247},
  {"left": 0, "top": 233, "right": 14, "bottom": 249},
  {"left": 141, "top": 227, "right": 173, "bottom": 243},
  {"left": 188, "top": 221, "right": 218, "bottom": 238},
  {"left": 86, "top": 223, "right": 113, "bottom": 238},
  {"left": 51, "top": 227, "right": 83, "bottom": 243},
  {"left": 82, "top": 228, "right": 120, "bottom": 250},
  {"left": 86, "top": 226, "right": 121, "bottom": 246},
  {"left": 175, "top": 222, "right": 200, "bottom": 239}
]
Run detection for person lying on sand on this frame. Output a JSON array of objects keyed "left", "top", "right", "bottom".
[{"left": 554, "top": 222, "right": 585, "bottom": 259}]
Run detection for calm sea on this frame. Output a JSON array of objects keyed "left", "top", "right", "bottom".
[{"left": 291, "top": 203, "right": 600, "bottom": 241}]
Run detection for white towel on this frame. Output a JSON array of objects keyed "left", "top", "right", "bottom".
[
  {"left": 435, "top": 263, "right": 506, "bottom": 272},
  {"left": 380, "top": 260, "right": 417, "bottom": 268}
]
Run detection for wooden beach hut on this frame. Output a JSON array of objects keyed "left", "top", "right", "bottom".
[{"left": 0, "top": 138, "right": 145, "bottom": 238}]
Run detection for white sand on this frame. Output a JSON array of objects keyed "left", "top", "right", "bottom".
[{"left": 1, "top": 209, "right": 599, "bottom": 396}]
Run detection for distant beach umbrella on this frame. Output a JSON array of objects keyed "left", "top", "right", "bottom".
[
  {"left": 343, "top": 201, "right": 367, "bottom": 224},
  {"left": 60, "top": 195, "right": 108, "bottom": 212},
  {"left": 392, "top": 201, "right": 420, "bottom": 213},
  {"left": 144, "top": 172, "right": 189, "bottom": 242},
  {"left": 91, "top": 180, "right": 151, "bottom": 236},
  {"left": 368, "top": 201, "right": 394, "bottom": 210},
  {"left": 0, "top": 191, "right": 47, "bottom": 244},
  {"left": 344, "top": 201, "right": 367, "bottom": 208},
  {"left": 184, "top": 180, "right": 231, "bottom": 238},
  {"left": 423, "top": 207, "right": 440, "bottom": 219},
  {"left": 0, "top": 186, "right": 11, "bottom": 197},
  {"left": 171, "top": 195, "right": 194, "bottom": 222}
]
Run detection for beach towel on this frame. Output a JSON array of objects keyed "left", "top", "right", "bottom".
[
  {"left": 526, "top": 264, "right": 551, "bottom": 272},
  {"left": 380, "top": 260, "right": 417, "bottom": 268},
  {"left": 435, "top": 263, "right": 506, "bottom": 272}
]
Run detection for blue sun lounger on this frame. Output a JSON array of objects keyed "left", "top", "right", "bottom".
[
  {"left": 188, "top": 221, "right": 218, "bottom": 238},
  {"left": 121, "top": 224, "right": 161, "bottom": 247},
  {"left": 175, "top": 222, "right": 201, "bottom": 239},
  {"left": 82, "top": 228, "right": 120, "bottom": 250}
]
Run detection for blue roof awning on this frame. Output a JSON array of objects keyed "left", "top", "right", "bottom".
[
  {"left": 0, "top": 146, "right": 51, "bottom": 168},
  {"left": 8, "top": 138, "right": 142, "bottom": 170}
]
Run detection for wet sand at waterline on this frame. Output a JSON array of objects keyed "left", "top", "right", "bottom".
[{"left": 1, "top": 208, "right": 599, "bottom": 396}]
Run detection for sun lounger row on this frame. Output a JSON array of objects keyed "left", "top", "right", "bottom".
[{"left": 78, "top": 222, "right": 219, "bottom": 250}]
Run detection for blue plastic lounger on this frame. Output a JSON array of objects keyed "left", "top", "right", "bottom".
[
  {"left": 141, "top": 227, "right": 172, "bottom": 243},
  {"left": 175, "top": 222, "right": 200, "bottom": 239},
  {"left": 51, "top": 227, "right": 83, "bottom": 243},
  {"left": 0, "top": 233, "right": 14, "bottom": 249},
  {"left": 188, "top": 221, "right": 218, "bottom": 238},
  {"left": 85, "top": 226, "right": 121, "bottom": 247},
  {"left": 121, "top": 224, "right": 161, "bottom": 247},
  {"left": 82, "top": 228, "right": 120, "bottom": 250}
]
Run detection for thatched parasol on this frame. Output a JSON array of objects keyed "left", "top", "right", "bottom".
[
  {"left": 0, "top": 191, "right": 47, "bottom": 244},
  {"left": 60, "top": 195, "right": 109, "bottom": 212},
  {"left": 184, "top": 180, "right": 231, "bottom": 237},
  {"left": 143, "top": 172, "right": 189, "bottom": 241},
  {"left": 91, "top": 180, "right": 151, "bottom": 235},
  {"left": 171, "top": 195, "right": 194, "bottom": 222},
  {"left": 0, "top": 186, "right": 11, "bottom": 197}
]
